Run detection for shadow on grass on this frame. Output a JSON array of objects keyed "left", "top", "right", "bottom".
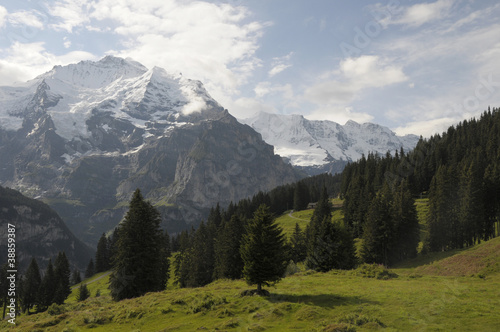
[
  {"left": 264, "top": 293, "right": 377, "bottom": 308},
  {"left": 393, "top": 249, "right": 462, "bottom": 269}
]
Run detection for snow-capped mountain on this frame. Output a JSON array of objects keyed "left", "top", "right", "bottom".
[
  {"left": 0, "top": 56, "right": 220, "bottom": 143},
  {"left": 241, "top": 112, "right": 420, "bottom": 173},
  {"left": 0, "top": 57, "right": 299, "bottom": 245}
]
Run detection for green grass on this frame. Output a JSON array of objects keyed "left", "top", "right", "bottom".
[
  {"left": 6, "top": 197, "right": 500, "bottom": 331},
  {"left": 6, "top": 251, "right": 500, "bottom": 331},
  {"left": 275, "top": 200, "right": 344, "bottom": 238},
  {"left": 275, "top": 209, "right": 313, "bottom": 237}
]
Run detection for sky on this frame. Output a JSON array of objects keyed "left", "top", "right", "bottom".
[{"left": 0, "top": 0, "right": 499, "bottom": 137}]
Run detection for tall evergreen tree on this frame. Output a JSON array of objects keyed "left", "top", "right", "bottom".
[
  {"left": 95, "top": 233, "right": 110, "bottom": 273},
  {"left": 185, "top": 221, "right": 215, "bottom": 287},
  {"left": 53, "top": 252, "right": 71, "bottom": 305},
  {"left": 360, "top": 185, "right": 394, "bottom": 266},
  {"left": 71, "top": 268, "right": 82, "bottom": 285},
  {"left": 85, "top": 259, "right": 95, "bottom": 279},
  {"left": 109, "top": 189, "right": 169, "bottom": 300},
  {"left": 289, "top": 223, "right": 307, "bottom": 263},
  {"left": 391, "top": 180, "right": 420, "bottom": 262},
  {"left": 38, "top": 259, "right": 56, "bottom": 310},
  {"left": 240, "top": 204, "right": 287, "bottom": 293},
  {"left": 305, "top": 186, "right": 355, "bottom": 272},
  {"left": 293, "top": 181, "right": 310, "bottom": 211},
  {"left": 214, "top": 214, "right": 246, "bottom": 279},
  {"left": 21, "top": 258, "right": 41, "bottom": 313}
]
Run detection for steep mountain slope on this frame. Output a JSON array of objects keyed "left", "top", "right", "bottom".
[
  {"left": 0, "top": 186, "right": 94, "bottom": 271},
  {"left": 0, "top": 56, "right": 299, "bottom": 245},
  {"left": 240, "top": 112, "right": 419, "bottom": 174}
]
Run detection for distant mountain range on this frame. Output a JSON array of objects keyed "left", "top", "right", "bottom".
[
  {"left": 240, "top": 112, "right": 420, "bottom": 175},
  {"left": 0, "top": 56, "right": 299, "bottom": 245}
]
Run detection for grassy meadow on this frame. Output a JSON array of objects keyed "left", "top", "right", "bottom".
[{"left": 4, "top": 198, "right": 500, "bottom": 331}]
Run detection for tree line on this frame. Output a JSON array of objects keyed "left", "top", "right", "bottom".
[
  {"left": 341, "top": 107, "right": 500, "bottom": 259},
  {"left": 0, "top": 252, "right": 71, "bottom": 317}
]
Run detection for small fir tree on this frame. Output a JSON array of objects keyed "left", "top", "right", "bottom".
[
  {"left": 240, "top": 204, "right": 287, "bottom": 293},
  {"left": 77, "top": 284, "right": 90, "bottom": 302}
]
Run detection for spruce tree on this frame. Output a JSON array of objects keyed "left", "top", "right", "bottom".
[
  {"left": 38, "top": 259, "right": 56, "bottom": 310},
  {"left": 85, "top": 259, "right": 95, "bottom": 279},
  {"left": 391, "top": 180, "right": 420, "bottom": 262},
  {"left": 186, "top": 221, "right": 215, "bottom": 287},
  {"left": 77, "top": 284, "right": 90, "bottom": 302},
  {"left": 21, "top": 258, "right": 41, "bottom": 313},
  {"left": 109, "top": 189, "right": 170, "bottom": 300},
  {"left": 360, "top": 185, "right": 394, "bottom": 266},
  {"left": 214, "top": 214, "right": 245, "bottom": 279},
  {"left": 71, "top": 268, "right": 82, "bottom": 285},
  {"left": 53, "top": 252, "right": 71, "bottom": 305},
  {"left": 293, "top": 181, "right": 310, "bottom": 211},
  {"left": 95, "top": 233, "right": 110, "bottom": 273},
  {"left": 289, "top": 223, "right": 307, "bottom": 263},
  {"left": 240, "top": 204, "right": 287, "bottom": 293}
]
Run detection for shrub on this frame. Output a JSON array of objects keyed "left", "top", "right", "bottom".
[
  {"left": 355, "top": 264, "right": 398, "bottom": 279},
  {"left": 47, "top": 303, "right": 65, "bottom": 316}
]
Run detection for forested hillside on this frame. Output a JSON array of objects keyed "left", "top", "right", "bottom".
[{"left": 342, "top": 107, "right": 500, "bottom": 261}]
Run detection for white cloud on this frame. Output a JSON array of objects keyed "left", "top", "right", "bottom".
[
  {"left": 402, "top": 0, "right": 454, "bottom": 27},
  {"left": 394, "top": 117, "right": 458, "bottom": 137},
  {"left": 305, "top": 55, "right": 407, "bottom": 105},
  {"left": 7, "top": 10, "right": 45, "bottom": 29},
  {"left": 268, "top": 63, "right": 291, "bottom": 78},
  {"left": 380, "top": 0, "right": 455, "bottom": 28},
  {"left": 0, "top": 6, "right": 8, "bottom": 28},
  {"left": 254, "top": 82, "right": 293, "bottom": 99},
  {"left": 306, "top": 106, "right": 373, "bottom": 125},
  {"left": 85, "top": 0, "right": 264, "bottom": 103},
  {"left": 268, "top": 52, "right": 293, "bottom": 77},
  {"left": 228, "top": 97, "right": 278, "bottom": 119},
  {"left": 47, "top": 0, "right": 92, "bottom": 32},
  {"left": 0, "top": 42, "right": 96, "bottom": 85}
]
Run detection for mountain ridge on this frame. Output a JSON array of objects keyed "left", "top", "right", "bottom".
[{"left": 240, "top": 111, "right": 420, "bottom": 172}]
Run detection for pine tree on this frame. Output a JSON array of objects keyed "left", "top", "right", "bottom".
[
  {"left": 240, "top": 204, "right": 287, "bottom": 293},
  {"left": 38, "top": 259, "right": 56, "bottom": 310},
  {"left": 293, "top": 181, "right": 310, "bottom": 211},
  {"left": 71, "top": 269, "right": 82, "bottom": 285},
  {"left": 77, "top": 284, "right": 90, "bottom": 302},
  {"left": 186, "top": 221, "right": 215, "bottom": 287},
  {"left": 391, "top": 180, "right": 420, "bottom": 263},
  {"left": 289, "top": 223, "right": 307, "bottom": 263},
  {"left": 360, "top": 185, "right": 394, "bottom": 266},
  {"left": 53, "top": 252, "right": 71, "bottom": 305},
  {"left": 109, "top": 189, "right": 170, "bottom": 300},
  {"left": 85, "top": 259, "right": 95, "bottom": 279},
  {"left": 214, "top": 214, "right": 245, "bottom": 279},
  {"left": 21, "top": 258, "right": 41, "bottom": 314},
  {"left": 95, "top": 233, "right": 110, "bottom": 273}
]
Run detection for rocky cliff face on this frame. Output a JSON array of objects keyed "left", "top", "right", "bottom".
[
  {"left": 0, "top": 186, "right": 94, "bottom": 271},
  {"left": 0, "top": 57, "right": 300, "bottom": 245}
]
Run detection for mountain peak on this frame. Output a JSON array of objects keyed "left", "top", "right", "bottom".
[
  {"left": 0, "top": 56, "right": 222, "bottom": 141},
  {"left": 240, "top": 111, "right": 419, "bottom": 169}
]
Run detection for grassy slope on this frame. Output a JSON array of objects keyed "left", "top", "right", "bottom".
[
  {"left": 6, "top": 261, "right": 500, "bottom": 331},
  {"left": 6, "top": 198, "right": 500, "bottom": 331}
]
